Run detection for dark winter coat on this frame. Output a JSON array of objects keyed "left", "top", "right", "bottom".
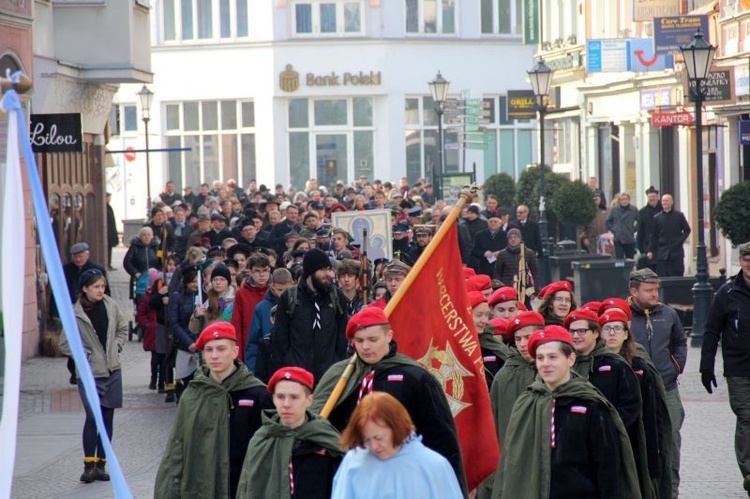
[
  {"left": 245, "top": 288, "right": 278, "bottom": 372},
  {"left": 636, "top": 203, "right": 662, "bottom": 253},
  {"left": 61, "top": 260, "right": 109, "bottom": 304},
  {"left": 607, "top": 203, "right": 639, "bottom": 244},
  {"left": 701, "top": 271, "right": 750, "bottom": 377},
  {"left": 648, "top": 209, "right": 690, "bottom": 261},
  {"left": 148, "top": 221, "right": 176, "bottom": 255},
  {"left": 472, "top": 229, "right": 507, "bottom": 277},
  {"left": 270, "top": 279, "right": 348, "bottom": 383},
  {"left": 510, "top": 218, "right": 542, "bottom": 254},
  {"left": 202, "top": 228, "right": 233, "bottom": 247},
  {"left": 123, "top": 237, "right": 161, "bottom": 277},
  {"left": 493, "top": 244, "right": 539, "bottom": 288},
  {"left": 169, "top": 289, "right": 198, "bottom": 351},
  {"left": 630, "top": 301, "right": 687, "bottom": 391}
]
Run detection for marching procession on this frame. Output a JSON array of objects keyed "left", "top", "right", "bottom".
[{"left": 44, "top": 176, "right": 750, "bottom": 498}]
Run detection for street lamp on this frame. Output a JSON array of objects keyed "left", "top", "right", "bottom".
[
  {"left": 680, "top": 29, "right": 715, "bottom": 347},
  {"left": 137, "top": 84, "right": 154, "bottom": 216},
  {"left": 429, "top": 71, "right": 450, "bottom": 200},
  {"left": 528, "top": 58, "right": 554, "bottom": 287}
]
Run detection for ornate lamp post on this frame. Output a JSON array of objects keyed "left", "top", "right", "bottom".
[
  {"left": 680, "top": 29, "right": 715, "bottom": 347},
  {"left": 528, "top": 59, "right": 554, "bottom": 287},
  {"left": 429, "top": 71, "right": 450, "bottom": 200},
  {"left": 137, "top": 85, "right": 154, "bottom": 216}
]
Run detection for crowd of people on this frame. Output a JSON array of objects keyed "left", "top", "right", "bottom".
[{"left": 54, "top": 175, "right": 750, "bottom": 498}]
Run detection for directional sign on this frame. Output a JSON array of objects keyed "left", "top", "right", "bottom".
[
  {"left": 651, "top": 110, "right": 694, "bottom": 127},
  {"left": 445, "top": 142, "right": 463, "bottom": 150},
  {"left": 466, "top": 98, "right": 482, "bottom": 106},
  {"left": 466, "top": 142, "right": 487, "bottom": 150}
]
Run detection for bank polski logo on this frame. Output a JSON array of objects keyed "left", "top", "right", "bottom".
[{"left": 280, "top": 64, "right": 299, "bottom": 92}]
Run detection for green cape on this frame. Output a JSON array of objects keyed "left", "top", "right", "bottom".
[
  {"left": 479, "top": 329, "right": 511, "bottom": 362},
  {"left": 492, "top": 377, "right": 641, "bottom": 499},
  {"left": 310, "top": 349, "right": 422, "bottom": 414},
  {"left": 478, "top": 348, "right": 536, "bottom": 499},
  {"left": 634, "top": 344, "right": 674, "bottom": 499},
  {"left": 235, "top": 410, "right": 343, "bottom": 498},
  {"left": 154, "top": 362, "right": 265, "bottom": 499}
]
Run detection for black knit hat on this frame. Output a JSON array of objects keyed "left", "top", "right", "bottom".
[
  {"left": 210, "top": 264, "right": 232, "bottom": 283},
  {"left": 79, "top": 268, "right": 104, "bottom": 289},
  {"left": 302, "top": 248, "right": 332, "bottom": 277}
]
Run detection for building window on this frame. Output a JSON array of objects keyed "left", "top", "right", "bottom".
[
  {"left": 288, "top": 97, "right": 375, "bottom": 190},
  {"left": 292, "top": 1, "right": 364, "bottom": 36},
  {"left": 480, "top": 0, "right": 522, "bottom": 35},
  {"left": 159, "top": 0, "right": 251, "bottom": 43},
  {"left": 122, "top": 105, "right": 138, "bottom": 132},
  {"left": 164, "top": 100, "right": 256, "bottom": 189},
  {"left": 406, "top": 0, "right": 455, "bottom": 34},
  {"left": 403, "top": 96, "right": 459, "bottom": 185}
]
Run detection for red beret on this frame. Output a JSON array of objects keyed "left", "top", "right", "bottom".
[
  {"left": 346, "top": 306, "right": 390, "bottom": 340},
  {"left": 597, "top": 297, "right": 633, "bottom": 320},
  {"left": 528, "top": 325, "right": 574, "bottom": 358},
  {"left": 538, "top": 280, "right": 573, "bottom": 299},
  {"left": 508, "top": 311, "right": 545, "bottom": 336},
  {"left": 466, "top": 275, "right": 492, "bottom": 292},
  {"left": 598, "top": 309, "right": 630, "bottom": 327},
  {"left": 563, "top": 309, "right": 599, "bottom": 329},
  {"left": 268, "top": 367, "right": 314, "bottom": 392},
  {"left": 580, "top": 301, "right": 602, "bottom": 313},
  {"left": 517, "top": 302, "right": 528, "bottom": 311},
  {"left": 488, "top": 317, "right": 510, "bottom": 337},
  {"left": 467, "top": 291, "right": 487, "bottom": 309},
  {"left": 195, "top": 322, "right": 237, "bottom": 350},
  {"left": 488, "top": 286, "right": 518, "bottom": 307},
  {"left": 462, "top": 267, "right": 476, "bottom": 279}
]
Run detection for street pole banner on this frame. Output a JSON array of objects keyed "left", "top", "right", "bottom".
[
  {"left": 0, "top": 83, "right": 25, "bottom": 499},
  {"left": 0, "top": 73, "right": 133, "bottom": 499}
]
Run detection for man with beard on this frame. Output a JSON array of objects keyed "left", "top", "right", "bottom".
[
  {"left": 409, "top": 226, "right": 432, "bottom": 263},
  {"left": 270, "top": 248, "right": 348, "bottom": 383}
]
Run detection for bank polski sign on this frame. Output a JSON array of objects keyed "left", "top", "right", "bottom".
[{"left": 279, "top": 64, "right": 382, "bottom": 92}]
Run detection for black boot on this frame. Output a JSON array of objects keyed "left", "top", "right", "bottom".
[
  {"left": 80, "top": 460, "right": 97, "bottom": 483},
  {"left": 148, "top": 376, "right": 157, "bottom": 390},
  {"left": 164, "top": 384, "right": 176, "bottom": 403},
  {"left": 157, "top": 383, "right": 165, "bottom": 394},
  {"left": 96, "top": 459, "right": 110, "bottom": 481}
]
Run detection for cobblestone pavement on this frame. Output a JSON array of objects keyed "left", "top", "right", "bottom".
[{"left": 3, "top": 249, "right": 749, "bottom": 497}]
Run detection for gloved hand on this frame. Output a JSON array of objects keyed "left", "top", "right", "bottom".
[{"left": 701, "top": 372, "right": 717, "bottom": 394}]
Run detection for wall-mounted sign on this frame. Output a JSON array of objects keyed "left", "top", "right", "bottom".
[
  {"left": 739, "top": 120, "right": 750, "bottom": 145},
  {"left": 506, "top": 90, "right": 536, "bottom": 118},
  {"left": 587, "top": 38, "right": 673, "bottom": 73},
  {"left": 633, "top": 0, "right": 679, "bottom": 22},
  {"left": 279, "top": 64, "right": 382, "bottom": 92},
  {"left": 30, "top": 113, "right": 83, "bottom": 153},
  {"left": 651, "top": 110, "right": 694, "bottom": 127},
  {"left": 653, "top": 15, "right": 709, "bottom": 54},
  {"left": 683, "top": 67, "right": 735, "bottom": 105},
  {"left": 735, "top": 65, "right": 749, "bottom": 97},
  {"left": 523, "top": 0, "right": 539, "bottom": 45},
  {"left": 640, "top": 88, "right": 673, "bottom": 110}
]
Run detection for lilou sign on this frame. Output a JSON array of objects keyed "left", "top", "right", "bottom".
[{"left": 30, "top": 113, "right": 83, "bottom": 153}]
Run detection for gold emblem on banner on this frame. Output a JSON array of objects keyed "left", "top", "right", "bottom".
[
  {"left": 418, "top": 340, "right": 474, "bottom": 417},
  {"left": 280, "top": 64, "right": 299, "bottom": 92}
]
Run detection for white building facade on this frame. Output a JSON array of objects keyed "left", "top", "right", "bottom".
[{"left": 110, "top": 0, "right": 537, "bottom": 221}]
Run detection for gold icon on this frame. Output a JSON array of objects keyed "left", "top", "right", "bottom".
[{"left": 280, "top": 64, "right": 299, "bottom": 92}]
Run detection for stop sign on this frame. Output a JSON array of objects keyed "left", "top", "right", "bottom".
[{"left": 124, "top": 146, "right": 136, "bottom": 162}]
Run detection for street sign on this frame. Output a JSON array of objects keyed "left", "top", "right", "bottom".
[
  {"left": 651, "top": 110, "right": 694, "bottom": 126},
  {"left": 466, "top": 142, "right": 487, "bottom": 150},
  {"left": 124, "top": 146, "right": 136, "bottom": 162},
  {"left": 445, "top": 142, "right": 463, "bottom": 150}
]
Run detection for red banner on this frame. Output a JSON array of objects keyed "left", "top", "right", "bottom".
[{"left": 388, "top": 223, "right": 500, "bottom": 491}]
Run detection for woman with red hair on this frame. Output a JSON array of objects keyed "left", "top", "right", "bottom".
[{"left": 332, "top": 392, "right": 463, "bottom": 498}]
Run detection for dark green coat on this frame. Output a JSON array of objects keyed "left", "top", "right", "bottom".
[{"left": 154, "top": 363, "right": 264, "bottom": 499}]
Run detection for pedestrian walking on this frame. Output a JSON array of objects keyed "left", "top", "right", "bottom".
[
  {"left": 236, "top": 367, "right": 343, "bottom": 499},
  {"left": 59, "top": 269, "right": 127, "bottom": 483},
  {"left": 154, "top": 322, "right": 269, "bottom": 499},
  {"left": 647, "top": 195, "right": 691, "bottom": 277},
  {"left": 168, "top": 265, "right": 201, "bottom": 402},
  {"left": 606, "top": 192, "right": 638, "bottom": 259},
  {"left": 700, "top": 241, "right": 750, "bottom": 494},
  {"left": 333, "top": 392, "right": 463, "bottom": 499},
  {"left": 629, "top": 268, "right": 687, "bottom": 497},
  {"left": 312, "top": 306, "right": 467, "bottom": 494},
  {"left": 492, "top": 325, "right": 640, "bottom": 499},
  {"left": 636, "top": 187, "right": 662, "bottom": 270}
]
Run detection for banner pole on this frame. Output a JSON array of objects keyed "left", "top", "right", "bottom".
[{"left": 319, "top": 188, "right": 474, "bottom": 418}]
